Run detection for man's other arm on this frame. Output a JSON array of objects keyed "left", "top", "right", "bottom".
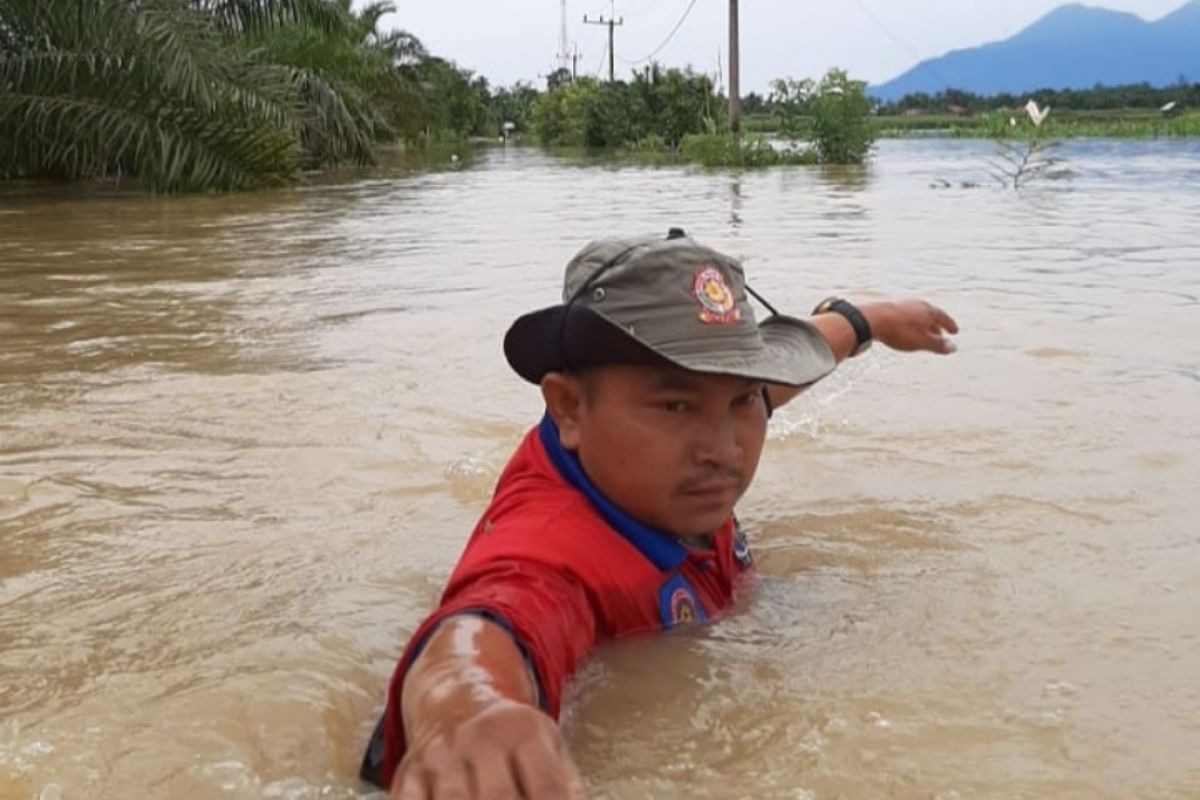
[
  {"left": 392, "top": 614, "right": 586, "bottom": 799},
  {"left": 768, "top": 299, "right": 959, "bottom": 410}
]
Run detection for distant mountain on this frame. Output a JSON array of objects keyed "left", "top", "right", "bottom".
[{"left": 870, "top": 1, "right": 1200, "bottom": 101}]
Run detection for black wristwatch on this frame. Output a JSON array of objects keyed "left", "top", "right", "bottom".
[{"left": 813, "top": 297, "right": 873, "bottom": 357}]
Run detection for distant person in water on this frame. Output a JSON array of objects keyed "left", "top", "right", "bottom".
[{"left": 361, "top": 229, "right": 959, "bottom": 798}]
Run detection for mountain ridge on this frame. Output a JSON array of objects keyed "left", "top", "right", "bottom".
[{"left": 870, "top": 2, "right": 1200, "bottom": 101}]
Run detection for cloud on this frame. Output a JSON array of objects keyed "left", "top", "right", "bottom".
[{"left": 372, "top": 1, "right": 1186, "bottom": 92}]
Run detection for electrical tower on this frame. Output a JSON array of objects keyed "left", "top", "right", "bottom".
[
  {"left": 584, "top": 11, "right": 624, "bottom": 82},
  {"left": 558, "top": 0, "right": 571, "bottom": 72},
  {"left": 729, "top": 0, "right": 740, "bottom": 133}
]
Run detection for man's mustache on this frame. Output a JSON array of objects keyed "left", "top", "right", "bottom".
[{"left": 676, "top": 467, "right": 745, "bottom": 493}]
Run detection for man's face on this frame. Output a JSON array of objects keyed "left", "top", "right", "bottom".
[{"left": 551, "top": 364, "right": 770, "bottom": 538}]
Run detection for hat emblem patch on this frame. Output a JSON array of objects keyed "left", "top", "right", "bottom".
[{"left": 693, "top": 267, "right": 741, "bottom": 325}]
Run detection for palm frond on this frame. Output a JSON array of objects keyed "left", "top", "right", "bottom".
[
  {"left": 196, "top": 0, "right": 349, "bottom": 35},
  {"left": 0, "top": 0, "right": 301, "bottom": 190}
]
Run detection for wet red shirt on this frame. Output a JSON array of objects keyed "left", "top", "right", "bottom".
[{"left": 361, "top": 416, "right": 756, "bottom": 787}]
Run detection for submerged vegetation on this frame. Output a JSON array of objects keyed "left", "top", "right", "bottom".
[
  {"left": 744, "top": 81, "right": 1200, "bottom": 139},
  {"left": 2, "top": 3, "right": 1196, "bottom": 193},
  {"left": 531, "top": 65, "right": 874, "bottom": 169},
  {"left": 0, "top": 0, "right": 519, "bottom": 191},
  {"left": 531, "top": 65, "right": 721, "bottom": 150},
  {"left": 870, "top": 109, "right": 1200, "bottom": 139}
]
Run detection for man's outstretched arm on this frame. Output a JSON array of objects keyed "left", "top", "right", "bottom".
[
  {"left": 392, "top": 615, "right": 586, "bottom": 799},
  {"left": 769, "top": 298, "right": 960, "bottom": 410}
]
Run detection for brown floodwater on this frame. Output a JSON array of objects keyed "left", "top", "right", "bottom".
[{"left": 1, "top": 140, "right": 1198, "bottom": 800}]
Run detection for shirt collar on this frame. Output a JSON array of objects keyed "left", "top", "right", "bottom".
[{"left": 538, "top": 414, "right": 690, "bottom": 572}]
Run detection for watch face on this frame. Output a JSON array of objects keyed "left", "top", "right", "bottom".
[{"left": 813, "top": 296, "right": 839, "bottom": 316}]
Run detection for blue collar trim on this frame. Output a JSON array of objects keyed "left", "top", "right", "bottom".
[{"left": 538, "top": 414, "right": 690, "bottom": 572}]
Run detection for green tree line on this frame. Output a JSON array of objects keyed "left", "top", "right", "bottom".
[
  {"left": 0, "top": 0, "right": 526, "bottom": 191},
  {"left": 737, "top": 81, "right": 1200, "bottom": 117},
  {"left": 531, "top": 64, "right": 723, "bottom": 150},
  {"left": 1, "top": 2, "right": 875, "bottom": 192},
  {"left": 876, "top": 81, "right": 1200, "bottom": 115},
  {"left": 532, "top": 65, "right": 875, "bottom": 166}
]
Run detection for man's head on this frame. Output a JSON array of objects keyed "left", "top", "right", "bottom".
[
  {"left": 503, "top": 230, "right": 837, "bottom": 536},
  {"left": 541, "top": 363, "right": 768, "bottom": 538}
]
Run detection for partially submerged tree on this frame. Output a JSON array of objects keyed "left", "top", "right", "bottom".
[
  {"left": 0, "top": 0, "right": 300, "bottom": 190},
  {"left": 0, "top": 0, "right": 437, "bottom": 190},
  {"left": 809, "top": 68, "right": 875, "bottom": 165}
]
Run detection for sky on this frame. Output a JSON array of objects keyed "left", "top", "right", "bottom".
[{"left": 374, "top": 0, "right": 1186, "bottom": 92}]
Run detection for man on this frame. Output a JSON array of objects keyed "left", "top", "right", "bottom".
[{"left": 361, "top": 230, "right": 959, "bottom": 799}]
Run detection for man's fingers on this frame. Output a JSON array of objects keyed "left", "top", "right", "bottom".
[
  {"left": 467, "top": 747, "right": 521, "bottom": 800},
  {"left": 408, "top": 743, "right": 472, "bottom": 796},
  {"left": 547, "top": 729, "right": 587, "bottom": 799},
  {"left": 429, "top": 764, "right": 473, "bottom": 800},
  {"left": 511, "top": 737, "right": 575, "bottom": 799},
  {"left": 393, "top": 767, "right": 430, "bottom": 800},
  {"left": 560, "top": 752, "right": 588, "bottom": 800},
  {"left": 932, "top": 306, "right": 960, "bottom": 335}
]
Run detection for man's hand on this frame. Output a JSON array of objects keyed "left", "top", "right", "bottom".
[
  {"left": 391, "top": 615, "right": 587, "bottom": 799},
  {"left": 769, "top": 298, "right": 960, "bottom": 410},
  {"left": 392, "top": 700, "right": 586, "bottom": 799},
  {"left": 863, "top": 299, "right": 959, "bottom": 355}
]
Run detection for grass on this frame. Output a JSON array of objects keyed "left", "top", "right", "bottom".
[
  {"left": 677, "top": 134, "right": 817, "bottom": 167},
  {"left": 602, "top": 133, "right": 818, "bottom": 168},
  {"left": 746, "top": 110, "right": 1200, "bottom": 139}
]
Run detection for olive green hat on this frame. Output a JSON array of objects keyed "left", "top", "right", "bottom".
[{"left": 503, "top": 229, "right": 836, "bottom": 387}]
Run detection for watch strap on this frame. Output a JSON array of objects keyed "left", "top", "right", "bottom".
[{"left": 813, "top": 297, "right": 873, "bottom": 355}]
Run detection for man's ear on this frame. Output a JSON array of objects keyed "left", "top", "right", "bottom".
[{"left": 541, "top": 372, "right": 587, "bottom": 450}]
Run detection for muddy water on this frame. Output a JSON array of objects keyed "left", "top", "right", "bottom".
[{"left": 1, "top": 140, "right": 1198, "bottom": 800}]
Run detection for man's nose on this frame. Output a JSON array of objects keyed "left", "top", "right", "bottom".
[{"left": 692, "top": 415, "right": 742, "bottom": 467}]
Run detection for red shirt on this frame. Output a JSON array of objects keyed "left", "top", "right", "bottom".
[{"left": 360, "top": 416, "right": 756, "bottom": 787}]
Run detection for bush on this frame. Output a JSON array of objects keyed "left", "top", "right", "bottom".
[
  {"left": 809, "top": 69, "right": 875, "bottom": 165},
  {"left": 532, "top": 65, "right": 719, "bottom": 149},
  {"left": 769, "top": 77, "right": 814, "bottom": 140},
  {"left": 531, "top": 79, "right": 591, "bottom": 146},
  {"left": 632, "top": 65, "right": 722, "bottom": 147}
]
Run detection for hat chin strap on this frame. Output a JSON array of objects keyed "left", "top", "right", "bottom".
[{"left": 743, "top": 284, "right": 779, "bottom": 317}]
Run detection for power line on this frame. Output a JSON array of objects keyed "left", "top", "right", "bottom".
[
  {"left": 617, "top": 0, "right": 665, "bottom": 22},
  {"left": 595, "top": 34, "right": 610, "bottom": 77},
  {"left": 847, "top": 0, "right": 952, "bottom": 91},
  {"left": 619, "top": 0, "right": 700, "bottom": 65}
]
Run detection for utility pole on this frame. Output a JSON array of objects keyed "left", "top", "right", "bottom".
[
  {"left": 584, "top": 13, "right": 624, "bottom": 82},
  {"left": 729, "top": 0, "right": 741, "bottom": 134},
  {"left": 558, "top": 0, "right": 570, "bottom": 72},
  {"left": 572, "top": 43, "right": 582, "bottom": 81}
]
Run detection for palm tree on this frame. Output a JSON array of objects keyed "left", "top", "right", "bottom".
[
  {"left": 0, "top": 0, "right": 432, "bottom": 190},
  {"left": 0, "top": 0, "right": 301, "bottom": 190},
  {"left": 196, "top": 0, "right": 348, "bottom": 34},
  {"left": 236, "top": 0, "right": 415, "bottom": 166},
  {"left": 202, "top": 0, "right": 433, "bottom": 165}
]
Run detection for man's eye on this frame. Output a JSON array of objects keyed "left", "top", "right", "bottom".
[
  {"left": 733, "top": 390, "right": 761, "bottom": 408},
  {"left": 662, "top": 400, "right": 689, "bottom": 413}
]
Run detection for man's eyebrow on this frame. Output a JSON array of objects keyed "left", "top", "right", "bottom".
[
  {"left": 646, "top": 372, "right": 762, "bottom": 393},
  {"left": 646, "top": 372, "right": 703, "bottom": 392}
]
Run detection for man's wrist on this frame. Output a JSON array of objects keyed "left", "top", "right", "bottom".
[
  {"left": 813, "top": 297, "right": 875, "bottom": 357},
  {"left": 859, "top": 301, "right": 893, "bottom": 345},
  {"left": 401, "top": 617, "right": 540, "bottom": 746}
]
